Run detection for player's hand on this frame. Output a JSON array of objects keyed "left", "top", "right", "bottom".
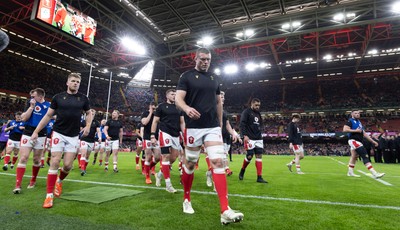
[
  {"left": 106, "top": 136, "right": 111, "bottom": 140},
  {"left": 185, "top": 107, "right": 201, "bottom": 120},
  {"left": 29, "top": 98, "right": 36, "bottom": 108},
  {"left": 231, "top": 135, "right": 238, "bottom": 143},
  {"left": 289, "top": 143, "right": 293, "bottom": 149},
  {"left": 356, "top": 128, "right": 363, "bottom": 133},
  {"left": 30, "top": 132, "right": 38, "bottom": 144},
  {"left": 373, "top": 141, "right": 378, "bottom": 147}
]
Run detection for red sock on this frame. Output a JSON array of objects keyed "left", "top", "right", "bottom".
[
  {"left": 212, "top": 169, "right": 229, "bottom": 213},
  {"left": 241, "top": 158, "right": 250, "bottom": 170},
  {"left": 31, "top": 165, "right": 40, "bottom": 183},
  {"left": 80, "top": 159, "right": 86, "bottom": 170},
  {"left": 15, "top": 165, "right": 26, "bottom": 188},
  {"left": 141, "top": 159, "right": 145, "bottom": 170},
  {"left": 144, "top": 164, "right": 151, "bottom": 179},
  {"left": 40, "top": 159, "right": 44, "bottom": 166},
  {"left": 85, "top": 161, "right": 88, "bottom": 167},
  {"left": 46, "top": 157, "right": 51, "bottom": 164},
  {"left": 162, "top": 162, "right": 170, "bottom": 180},
  {"left": 77, "top": 153, "right": 81, "bottom": 162},
  {"left": 99, "top": 159, "right": 103, "bottom": 164},
  {"left": 47, "top": 170, "right": 58, "bottom": 194},
  {"left": 205, "top": 156, "right": 211, "bottom": 170},
  {"left": 12, "top": 156, "right": 18, "bottom": 164},
  {"left": 59, "top": 168, "right": 69, "bottom": 180},
  {"left": 255, "top": 159, "right": 263, "bottom": 176},
  {"left": 3, "top": 155, "right": 10, "bottom": 164},
  {"left": 182, "top": 166, "right": 194, "bottom": 201},
  {"left": 135, "top": 155, "right": 140, "bottom": 164}
]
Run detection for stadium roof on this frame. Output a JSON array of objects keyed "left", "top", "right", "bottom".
[{"left": 1, "top": 0, "right": 400, "bottom": 87}]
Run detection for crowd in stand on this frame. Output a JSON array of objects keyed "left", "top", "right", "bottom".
[{"left": 1, "top": 54, "right": 399, "bottom": 162}]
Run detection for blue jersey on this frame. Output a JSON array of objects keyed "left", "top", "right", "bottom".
[
  {"left": 345, "top": 118, "right": 364, "bottom": 142},
  {"left": 24, "top": 100, "right": 50, "bottom": 136},
  {"left": 95, "top": 125, "right": 107, "bottom": 140},
  {"left": 46, "top": 119, "right": 55, "bottom": 138},
  {"left": 8, "top": 120, "right": 24, "bottom": 135},
  {"left": 8, "top": 120, "right": 25, "bottom": 141}
]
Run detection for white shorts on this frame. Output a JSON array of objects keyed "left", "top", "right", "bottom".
[
  {"left": 223, "top": 143, "right": 231, "bottom": 154},
  {"left": 80, "top": 141, "right": 94, "bottom": 152},
  {"left": 184, "top": 127, "right": 223, "bottom": 148},
  {"left": 159, "top": 131, "right": 180, "bottom": 150},
  {"left": 136, "top": 138, "right": 143, "bottom": 148},
  {"left": 348, "top": 139, "right": 363, "bottom": 150},
  {"left": 51, "top": 131, "right": 79, "bottom": 153},
  {"left": 291, "top": 144, "right": 304, "bottom": 154},
  {"left": 107, "top": 140, "right": 119, "bottom": 151},
  {"left": 244, "top": 139, "right": 263, "bottom": 150},
  {"left": 7, "top": 139, "right": 20, "bottom": 149},
  {"left": 143, "top": 139, "right": 160, "bottom": 150},
  {"left": 20, "top": 134, "right": 46, "bottom": 150},
  {"left": 45, "top": 137, "right": 51, "bottom": 149}
]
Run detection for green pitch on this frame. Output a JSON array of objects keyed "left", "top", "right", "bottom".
[{"left": 0, "top": 153, "right": 399, "bottom": 230}]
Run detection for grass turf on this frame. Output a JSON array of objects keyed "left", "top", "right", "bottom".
[{"left": 1, "top": 153, "right": 399, "bottom": 230}]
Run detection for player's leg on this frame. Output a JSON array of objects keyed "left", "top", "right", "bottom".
[
  {"left": 28, "top": 146, "right": 45, "bottom": 188},
  {"left": 355, "top": 146, "right": 385, "bottom": 178},
  {"left": 112, "top": 141, "right": 119, "bottom": 172},
  {"left": 254, "top": 148, "right": 267, "bottom": 183},
  {"left": 224, "top": 143, "right": 233, "bottom": 176},
  {"left": 43, "top": 150, "right": 63, "bottom": 208},
  {"left": 144, "top": 146, "right": 153, "bottom": 184},
  {"left": 239, "top": 149, "right": 254, "bottom": 180},
  {"left": 2, "top": 141, "right": 14, "bottom": 170},
  {"left": 13, "top": 135, "right": 35, "bottom": 193},
  {"left": 79, "top": 141, "right": 88, "bottom": 176},
  {"left": 347, "top": 149, "right": 360, "bottom": 177}
]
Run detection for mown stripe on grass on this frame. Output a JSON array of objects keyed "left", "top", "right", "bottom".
[{"left": 1, "top": 172, "right": 399, "bottom": 211}]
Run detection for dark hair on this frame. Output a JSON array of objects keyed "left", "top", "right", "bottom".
[
  {"left": 30, "top": 88, "right": 45, "bottom": 97},
  {"left": 292, "top": 114, "right": 301, "bottom": 119},
  {"left": 150, "top": 101, "right": 157, "bottom": 106},
  {"left": 15, "top": 111, "right": 22, "bottom": 116},
  {"left": 251, "top": 98, "right": 260, "bottom": 104},
  {"left": 166, "top": 89, "right": 176, "bottom": 95}
]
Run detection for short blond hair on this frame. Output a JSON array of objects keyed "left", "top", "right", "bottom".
[{"left": 68, "top": 73, "right": 81, "bottom": 80}]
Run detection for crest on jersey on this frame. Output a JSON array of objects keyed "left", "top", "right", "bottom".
[
  {"left": 211, "top": 75, "right": 214, "bottom": 80},
  {"left": 22, "top": 139, "right": 28, "bottom": 144},
  {"left": 77, "top": 97, "right": 80, "bottom": 101},
  {"left": 188, "top": 136, "right": 194, "bottom": 144},
  {"left": 53, "top": 138, "right": 60, "bottom": 145},
  {"left": 63, "top": 96, "right": 66, "bottom": 100},
  {"left": 165, "top": 139, "right": 170, "bottom": 144},
  {"left": 34, "top": 106, "right": 41, "bottom": 112},
  {"left": 195, "top": 75, "right": 199, "bottom": 79}
]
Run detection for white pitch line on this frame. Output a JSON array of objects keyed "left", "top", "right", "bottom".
[
  {"left": 1, "top": 172, "right": 399, "bottom": 211},
  {"left": 328, "top": 157, "right": 393, "bottom": 186}
]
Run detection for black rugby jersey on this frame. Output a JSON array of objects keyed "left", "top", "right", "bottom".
[
  {"left": 80, "top": 119, "right": 100, "bottom": 142},
  {"left": 240, "top": 107, "right": 263, "bottom": 140},
  {"left": 105, "top": 119, "right": 123, "bottom": 141},
  {"left": 154, "top": 102, "right": 182, "bottom": 137},
  {"left": 51, "top": 92, "right": 90, "bottom": 137},
  {"left": 177, "top": 69, "right": 220, "bottom": 128},
  {"left": 141, "top": 110, "right": 158, "bottom": 140},
  {"left": 287, "top": 122, "right": 302, "bottom": 145}
]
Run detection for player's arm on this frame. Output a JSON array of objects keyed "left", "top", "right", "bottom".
[
  {"left": 150, "top": 116, "right": 160, "bottom": 136},
  {"left": 364, "top": 132, "right": 378, "bottom": 146},
  {"left": 119, "top": 127, "right": 123, "bottom": 144},
  {"left": 150, "top": 116, "right": 160, "bottom": 143},
  {"left": 216, "top": 94, "right": 223, "bottom": 128},
  {"left": 176, "top": 90, "right": 200, "bottom": 119},
  {"left": 179, "top": 115, "right": 185, "bottom": 134},
  {"left": 103, "top": 125, "right": 110, "bottom": 140},
  {"left": 226, "top": 120, "right": 240, "bottom": 143},
  {"left": 31, "top": 108, "right": 55, "bottom": 141},
  {"left": 81, "top": 109, "right": 93, "bottom": 137},
  {"left": 140, "top": 126, "right": 144, "bottom": 138},
  {"left": 343, "top": 125, "right": 362, "bottom": 133},
  {"left": 21, "top": 103, "right": 35, "bottom": 122},
  {"left": 141, "top": 107, "right": 154, "bottom": 126},
  {"left": 96, "top": 127, "right": 102, "bottom": 142},
  {"left": 239, "top": 110, "right": 249, "bottom": 139}
]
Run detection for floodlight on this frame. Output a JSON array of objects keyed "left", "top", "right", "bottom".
[
  {"left": 323, "top": 54, "right": 332, "bottom": 60},
  {"left": 392, "top": 2, "right": 400, "bottom": 13},
  {"left": 245, "top": 63, "right": 258, "bottom": 71},
  {"left": 214, "top": 68, "right": 221, "bottom": 75},
  {"left": 333, "top": 13, "right": 344, "bottom": 21},
  {"left": 244, "top": 29, "right": 254, "bottom": 37},
  {"left": 121, "top": 36, "right": 146, "bottom": 55},
  {"left": 224, "top": 64, "right": 238, "bottom": 74},
  {"left": 281, "top": 23, "right": 290, "bottom": 30},
  {"left": 202, "top": 36, "right": 213, "bottom": 46},
  {"left": 292, "top": 21, "right": 301, "bottom": 28}
]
